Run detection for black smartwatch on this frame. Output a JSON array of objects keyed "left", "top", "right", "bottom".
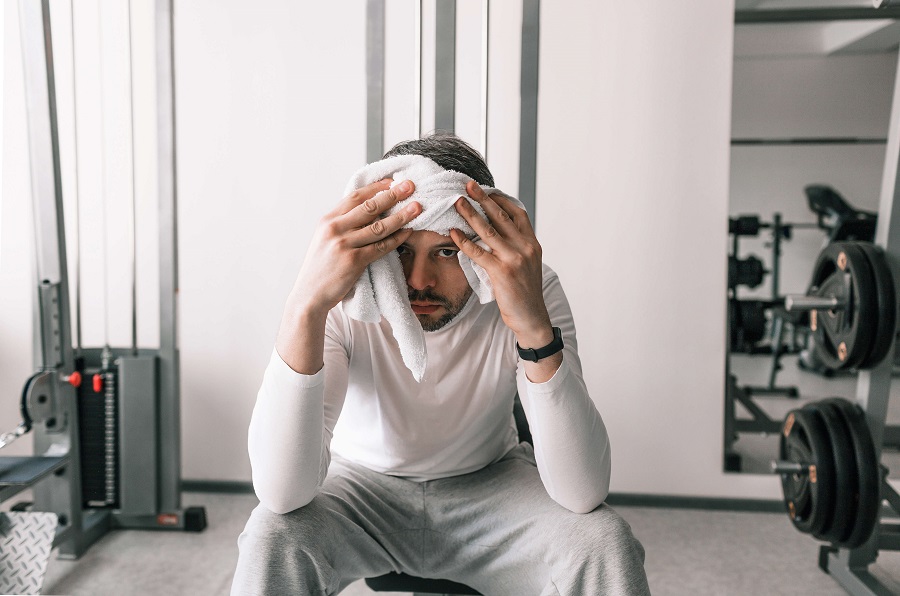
[{"left": 516, "top": 327, "right": 564, "bottom": 362}]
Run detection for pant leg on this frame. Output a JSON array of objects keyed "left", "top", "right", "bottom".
[
  {"left": 231, "top": 456, "right": 428, "bottom": 596},
  {"left": 423, "top": 443, "right": 650, "bottom": 596}
]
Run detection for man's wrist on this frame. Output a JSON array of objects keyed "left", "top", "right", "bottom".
[{"left": 514, "top": 322, "right": 555, "bottom": 351}]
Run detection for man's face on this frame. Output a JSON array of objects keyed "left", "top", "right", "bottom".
[{"left": 398, "top": 230, "right": 473, "bottom": 331}]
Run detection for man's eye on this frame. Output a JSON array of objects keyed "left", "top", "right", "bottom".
[
  {"left": 437, "top": 248, "right": 458, "bottom": 258},
  {"left": 397, "top": 245, "right": 410, "bottom": 256}
]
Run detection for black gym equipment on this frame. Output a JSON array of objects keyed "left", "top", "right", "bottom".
[
  {"left": 808, "top": 243, "right": 877, "bottom": 369},
  {"left": 774, "top": 398, "right": 882, "bottom": 551},
  {"left": 855, "top": 243, "right": 897, "bottom": 370},
  {"left": 805, "top": 185, "right": 877, "bottom": 244},
  {"left": 0, "top": 1, "right": 206, "bottom": 580},
  {"left": 779, "top": 406, "right": 836, "bottom": 537},
  {"left": 785, "top": 241, "right": 896, "bottom": 372},
  {"left": 724, "top": 211, "right": 812, "bottom": 472}
]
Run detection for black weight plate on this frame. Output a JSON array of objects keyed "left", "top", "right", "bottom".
[
  {"left": 856, "top": 243, "right": 897, "bottom": 369},
  {"left": 828, "top": 398, "right": 880, "bottom": 549},
  {"left": 780, "top": 407, "right": 835, "bottom": 536},
  {"left": 812, "top": 401, "right": 857, "bottom": 544},
  {"left": 809, "top": 243, "right": 878, "bottom": 370},
  {"left": 780, "top": 419, "right": 812, "bottom": 519}
]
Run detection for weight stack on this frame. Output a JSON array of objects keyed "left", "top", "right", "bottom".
[{"left": 76, "top": 366, "right": 120, "bottom": 509}]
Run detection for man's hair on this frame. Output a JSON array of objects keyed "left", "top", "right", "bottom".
[{"left": 383, "top": 131, "right": 494, "bottom": 187}]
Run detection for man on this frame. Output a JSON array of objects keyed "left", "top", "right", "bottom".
[{"left": 233, "top": 133, "right": 649, "bottom": 595}]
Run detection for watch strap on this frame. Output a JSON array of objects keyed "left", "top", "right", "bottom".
[{"left": 516, "top": 326, "right": 564, "bottom": 362}]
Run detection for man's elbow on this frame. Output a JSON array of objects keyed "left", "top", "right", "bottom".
[
  {"left": 553, "top": 447, "right": 612, "bottom": 514},
  {"left": 554, "top": 480, "right": 610, "bottom": 514},
  {"left": 252, "top": 474, "right": 318, "bottom": 515}
]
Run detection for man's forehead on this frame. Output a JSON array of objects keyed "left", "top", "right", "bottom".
[{"left": 405, "top": 229, "right": 458, "bottom": 248}]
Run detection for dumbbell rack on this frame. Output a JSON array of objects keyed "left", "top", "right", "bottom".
[{"left": 816, "top": 50, "right": 900, "bottom": 595}]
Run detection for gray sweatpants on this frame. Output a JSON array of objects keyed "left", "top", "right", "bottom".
[{"left": 232, "top": 443, "right": 649, "bottom": 595}]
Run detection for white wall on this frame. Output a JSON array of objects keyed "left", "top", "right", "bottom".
[{"left": 3, "top": 0, "right": 787, "bottom": 499}]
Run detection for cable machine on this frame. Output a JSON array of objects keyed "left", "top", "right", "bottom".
[{"left": 0, "top": 1, "right": 204, "bottom": 591}]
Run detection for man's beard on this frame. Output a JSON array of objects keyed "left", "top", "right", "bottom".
[{"left": 408, "top": 287, "right": 473, "bottom": 331}]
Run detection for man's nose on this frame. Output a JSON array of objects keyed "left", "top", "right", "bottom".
[{"left": 405, "top": 254, "right": 437, "bottom": 291}]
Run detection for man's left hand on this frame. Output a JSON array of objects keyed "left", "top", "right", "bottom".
[{"left": 450, "top": 181, "right": 556, "bottom": 353}]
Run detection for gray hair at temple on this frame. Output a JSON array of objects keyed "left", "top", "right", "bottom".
[{"left": 383, "top": 131, "right": 495, "bottom": 187}]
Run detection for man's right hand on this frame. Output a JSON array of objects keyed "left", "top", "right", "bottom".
[
  {"left": 292, "top": 179, "right": 420, "bottom": 316},
  {"left": 277, "top": 179, "right": 420, "bottom": 374}
]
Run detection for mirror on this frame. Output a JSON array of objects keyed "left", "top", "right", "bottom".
[{"left": 724, "top": 3, "right": 900, "bottom": 475}]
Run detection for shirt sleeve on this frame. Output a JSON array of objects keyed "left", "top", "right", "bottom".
[
  {"left": 516, "top": 264, "right": 612, "bottom": 513},
  {"left": 247, "top": 308, "right": 351, "bottom": 514}
]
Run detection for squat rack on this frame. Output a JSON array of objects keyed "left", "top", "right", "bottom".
[{"left": 821, "top": 47, "right": 900, "bottom": 595}]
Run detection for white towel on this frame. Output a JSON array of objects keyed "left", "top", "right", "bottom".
[{"left": 341, "top": 154, "right": 523, "bottom": 382}]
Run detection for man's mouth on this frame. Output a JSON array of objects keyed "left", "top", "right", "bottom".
[{"left": 410, "top": 302, "right": 441, "bottom": 315}]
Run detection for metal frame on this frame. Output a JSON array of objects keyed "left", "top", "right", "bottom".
[
  {"left": 155, "top": 0, "right": 182, "bottom": 517},
  {"left": 5, "top": 0, "right": 197, "bottom": 564},
  {"left": 735, "top": 7, "right": 900, "bottom": 24},
  {"left": 364, "top": 0, "right": 540, "bottom": 223},
  {"left": 17, "top": 0, "right": 100, "bottom": 559},
  {"left": 366, "top": 0, "right": 385, "bottom": 163},
  {"left": 818, "top": 50, "right": 900, "bottom": 596},
  {"left": 434, "top": 0, "right": 456, "bottom": 133}
]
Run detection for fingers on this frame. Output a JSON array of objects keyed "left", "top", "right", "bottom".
[
  {"left": 357, "top": 228, "right": 414, "bottom": 263},
  {"left": 454, "top": 195, "right": 513, "bottom": 257},
  {"left": 347, "top": 200, "right": 421, "bottom": 247},
  {"left": 449, "top": 228, "right": 494, "bottom": 267},
  {"left": 335, "top": 178, "right": 393, "bottom": 216},
  {"left": 342, "top": 180, "right": 416, "bottom": 229},
  {"left": 490, "top": 191, "right": 534, "bottom": 235},
  {"left": 462, "top": 181, "right": 520, "bottom": 237}
]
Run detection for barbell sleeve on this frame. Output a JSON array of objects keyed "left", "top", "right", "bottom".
[
  {"left": 784, "top": 295, "right": 844, "bottom": 312},
  {"left": 771, "top": 460, "right": 809, "bottom": 475}
]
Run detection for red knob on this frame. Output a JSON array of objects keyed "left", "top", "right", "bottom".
[
  {"left": 93, "top": 374, "right": 103, "bottom": 393},
  {"left": 66, "top": 371, "right": 82, "bottom": 388}
]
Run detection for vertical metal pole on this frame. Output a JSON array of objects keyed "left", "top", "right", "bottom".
[
  {"left": 366, "top": 0, "right": 385, "bottom": 162},
  {"left": 414, "top": 0, "right": 423, "bottom": 139},
  {"left": 69, "top": 0, "right": 83, "bottom": 355},
  {"left": 127, "top": 0, "right": 138, "bottom": 354},
  {"left": 19, "top": 0, "right": 91, "bottom": 558},
  {"left": 20, "top": 0, "right": 64, "bottom": 290},
  {"left": 825, "top": 52, "right": 900, "bottom": 593},
  {"left": 480, "top": 0, "right": 490, "bottom": 158},
  {"left": 434, "top": 0, "right": 456, "bottom": 132},
  {"left": 772, "top": 213, "right": 782, "bottom": 300},
  {"left": 518, "top": 0, "right": 540, "bottom": 223},
  {"left": 156, "top": 0, "right": 181, "bottom": 513}
]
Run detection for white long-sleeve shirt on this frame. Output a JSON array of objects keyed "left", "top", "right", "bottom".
[{"left": 249, "top": 264, "right": 611, "bottom": 514}]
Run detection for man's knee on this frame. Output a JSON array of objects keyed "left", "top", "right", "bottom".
[
  {"left": 243, "top": 501, "right": 328, "bottom": 543},
  {"left": 551, "top": 505, "right": 645, "bottom": 568},
  {"left": 547, "top": 506, "right": 649, "bottom": 594},
  {"left": 234, "top": 502, "right": 338, "bottom": 594}
]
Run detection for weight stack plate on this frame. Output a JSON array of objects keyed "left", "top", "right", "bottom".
[{"left": 76, "top": 366, "right": 120, "bottom": 508}]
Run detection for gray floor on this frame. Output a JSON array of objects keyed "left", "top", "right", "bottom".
[{"left": 25, "top": 491, "right": 900, "bottom": 595}]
